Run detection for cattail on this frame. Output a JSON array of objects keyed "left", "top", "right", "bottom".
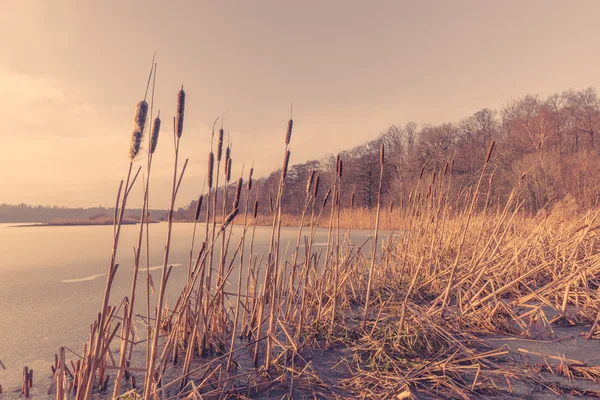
[
  {"left": 149, "top": 112, "right": 161, "bottom": 154},
  {"left": 208, "top": 152, "right": 214, "bottom": 189},
  {"left": 198, "top": 241, "right": 206, "bottom": 257},
  {"left": 313, "top": 174, "right": 320, "bottom": 198},
  {"left": 418, "top": 166, "right": 425, "bottom": 180},
  {"left": 306, "top": 170, "right": 316, "bottom": 194},
  {"left": 224, "top": 147, "right": 230, "bottom": 176},
  {"left": 431, "top": 171, "right": 436, "bottom": 185},
  {"left": 350, "top": 191, "right": 355, "bottom": 208},
  {"left": 450, "top": 159, "right": 455, "bottom": 175},
  {"left": 379, "top": 143, "right": 385, "bottom": 166},
  {"left": 281, "top": 150, "right": 290, "bottom": 180},
  {"left": 217, "top": 129, "right": 224, "bottom": 161},
  {"left": 485, "top": 140, "right": 495, "bottom": 164},
  {"left": 248, "top": 168, "right": 254, "bottom": 191},
  {"left": 285, "top": 119, "right": 293, "bottom": 145},
  {"left": 220, "top": 208, "right": 239, "bottom": 231},
  {"left": 226, "top": 158, "right": 232, "bottom": 182},
  {"left": 269, "top": 195, "right": 274, "bottom": 213},
  {"left": 129, "top": 100, "right": 148, "bottom": 160},
  {"left": 337, "top": 156, "right": 343, "bottom": 178},
  {"left": 443, "top": 162, "right": 448, "bottom": 176},
  {"left": 389, "top": 202, "right": 394, "bottom": 213},
  {"left": 233, "top": 178, "right": 243, "bottom": 209},
  {"left": 175, "top": 86, "right": 185, "bottom": 138},
  {"left": 322, "top": 188, "right": 331, "bottom": 208},
  {"left": 253, "top": 201, "right": 259, "bottom": 218},
  {"left": 195, "top": 195, "right": 203, "bottom": 221},
  {"left": 427, "top": 184, "right": 431, "bottom": 197}
]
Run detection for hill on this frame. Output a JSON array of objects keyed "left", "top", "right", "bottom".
[{"left": 176, "top": 87, "right": 600, "bottom": 221}]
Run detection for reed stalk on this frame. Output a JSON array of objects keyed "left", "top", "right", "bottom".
[
  {"left": 363, "top": 143, "right": 384, "bottom": 329},
  {"left": 144, "top": 87, "right": 188, "bottom": 398}
]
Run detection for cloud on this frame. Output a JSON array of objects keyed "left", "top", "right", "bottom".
[{"left": 0, "top": 68, "right": 101, "bottom": 138}]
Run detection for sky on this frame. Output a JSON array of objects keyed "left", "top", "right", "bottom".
[{"left": 2, "top": 0, "right": 600, "bottom": 208}]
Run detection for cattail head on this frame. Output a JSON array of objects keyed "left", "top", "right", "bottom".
[
  {"left": 281, "top": 150, "right": 291, "bottom": 181},
  {"left": 248, "top": 168, "right": 254, "bottom": 191},
  {"left": 313, "top": 174, "right": 320, "bottom": 197},
  {"left": 419, "top": 166, "right": 425, "bottom": 180},
  {"left": 198, "top": 241, "right": 206, "bottom": 258},
  {"left": 233, "top": 178, "right": 243, "bottom": 209},
  {"left": 195, "top": 195, "right": 203, "bottom": 221},
  {"left": 253, "top": 200, "right": 259, "bottom": 219},
  {"left": 220, "top": 208, "right": 239, "bottom": 231},
  {"left": 379, "top": 143, "right": 385, "bottom": 166},
  {"left": 431, "top": 171, "right": 436, "bottom": 185},
  {"left": 208, "top": 152, "right": 214, "bottom": 189},
  {"left": 175, "top": 86, "right": 185, "bottom": 138},
  {"left": 129, "top": 100, "right": 148, "bottom": 160},
  {"left": 485, "top": 140, "right": 495, "bottom": 164},
  {"left": 285, "top": 119, "right": 293, "bottom": 145},
  {"left": 443, "top": 162, "right": 448, "bottom": 176},
  {"left": 224, "top": 147, "right": 230, "bottom": 176},
  {"left": 306, "top": 170, "right": 316, "bottom": 194},
  {"left": 217, "top": 129, "right": 224, "bottom": 161},
  {"left": 150, "top": 112, "right": 161, "bottom": 154},
  {"left": 226, "top": 158, "right": 232, "bottom": 182},
  {"left": 336, "top": 155, "right": 343, "bottom": 178},
  {"left": 350, "top": 191, "right": 355, "bottom": 208},
  {"left": 269, "top": 195, "right": 274, "bottom": 213},
  {"left": 322, "top": 188, "right": 332, "bottom": 208},
  {"left": 389, "top": 201, "right": 394, "bottom": 213}
]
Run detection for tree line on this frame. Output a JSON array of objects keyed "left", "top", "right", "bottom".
[{"left": 176, "top": 87, "right": 600, "bottom": 220}]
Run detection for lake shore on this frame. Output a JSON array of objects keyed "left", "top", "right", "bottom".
[{"left": 13, "top": 217, "right": 160, "bottom": 227}]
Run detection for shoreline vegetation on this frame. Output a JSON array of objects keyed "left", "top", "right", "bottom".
[
  {"left": 17, "top": 64, "right": 600, "bottom": 399},
  {"left": 0, "top": 204, "right": 169, "bottom": 224},
  {"left": 175, "top": 209, "right": 407, "bottom": 231},
  {"left": 12, "top": 216, "right": 160, "bottom": 227}
]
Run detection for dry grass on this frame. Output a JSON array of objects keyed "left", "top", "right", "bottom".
[{"left": 46, "top": 79, "right": 600, "bottom": 400}]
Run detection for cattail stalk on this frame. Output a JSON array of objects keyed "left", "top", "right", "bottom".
[
  {"left": 262, "top": 119, "right": 293, "bottom": 370},
  {"left": 144, "top": 86, "right": 189, "bottom": 398},
  {"left": 363, "top": 143, "right": 385, "bottom": 328},
  {"left": 438, "top": 140, "right": 495, "bottom": 314},
  {"left": 227, "top": 170, "right": 253, "bottom": 371}
]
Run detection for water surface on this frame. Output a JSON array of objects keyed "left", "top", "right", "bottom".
[{"left": 0, "top": 222, "right": 379, "bottom": 394}]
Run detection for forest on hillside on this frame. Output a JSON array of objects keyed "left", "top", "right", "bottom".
[{"left": 175, "top": 87, "right": 600, "bottom": 221}]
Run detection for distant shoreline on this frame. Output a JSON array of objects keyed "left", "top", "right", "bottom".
[{"left": 13, "top": 218, "right": 160, "bottom": 227}]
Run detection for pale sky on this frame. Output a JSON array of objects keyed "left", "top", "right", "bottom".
[{"left": 2, "top": 0, "right": 600, "bottom": 208}]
